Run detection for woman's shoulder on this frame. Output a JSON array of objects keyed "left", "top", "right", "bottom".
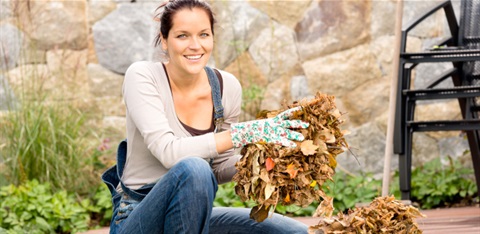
[
  {"left": 125, "top": 61, "right": 163, "bottom": 75},
  {"left": 216, "top": 69, "right": 241, "bottom": 89}
]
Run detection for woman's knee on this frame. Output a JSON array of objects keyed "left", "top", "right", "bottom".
[{"left": 173, "top": 157, "right": 216, "bottom": 185}]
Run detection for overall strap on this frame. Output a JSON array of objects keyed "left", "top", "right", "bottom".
[
  {"left": 204, "top": 66, "right": 224, "bottom": 133},
  {"left": 117, "top": 139, "right": 153, "bottom": 201}
]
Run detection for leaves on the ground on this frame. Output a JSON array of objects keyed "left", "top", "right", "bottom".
[{"left": 309, "top": 196, "right": 426, "bottom": 234}]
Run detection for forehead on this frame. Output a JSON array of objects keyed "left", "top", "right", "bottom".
[{"left": 170, "top": 7, "right": 211, "bottom": 31}]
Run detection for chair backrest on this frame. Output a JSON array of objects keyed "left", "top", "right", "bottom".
[{"left": 460, "top": 0, "right": 480, "bottom": 80}]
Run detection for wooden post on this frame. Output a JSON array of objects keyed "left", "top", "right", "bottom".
[{"left": 382, "top": 0, "right": 404, "bottom": 197}]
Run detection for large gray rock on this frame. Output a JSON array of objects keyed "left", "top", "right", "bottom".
[
  {"left": 343, "top": 77, "right": 390, "bottom": 127},
  {"left": 402, "top": 1, "right": 453, "bottom": 38},
  {"left": 0, "top": 0, "right": 12, "bottom": 21},
  {"left": 302, "top": 44, "right": 382, "bottom": 99},
  {"left": 88, "top": 0, "right": 117, "bottom": 26},
  {"left": 247, "top": 0, "right": 312, "bottom": 28},
  {"left": 249, "top": 21, "right": 298, "bottom": 82},
  {"left": 290, "top": 75, "right": 313, "bottom": 102},
  {"left": 17, "top": 1, "right": 88, "bottom": 50},
  {"left": 337, "top": 121, "right": 393, "bottom": 176},
  {"left": 45, "top": 49, "right": 90, "bottom": 99},
  {"left": 414, "top": 100, "right": 462, "bottom": 139},
  {"left": 6, "top": 64, "right": 49, "bottom": 96},
  {"left": 0, "top": 23, "right": 23, "bottom": 70},
  {"left": 88, "top": 63, "right": 124, "bottom": 97},
  {"left": 93, "top": 3, "right": 159, "bottom": 74},
  {"left": 295, "top": 0, "right": 370, "bottom": 61},
  {"left": 411, "top": 133, "right": 440, "bottom": 166},
  {"left": 260, "top": 75, "right": 289, "bottom": 111},
  {"left": 438, "top": 136, "right": 470, "bottom": 161},
  {"left": 369, "top": 35, "right": 421, "bottom": 78},
  {"left": 211, "top": 0, "right": 270, "bottom": 69},
  {"left": 371, "top": 1, "right": 396, "bottom": 38}
]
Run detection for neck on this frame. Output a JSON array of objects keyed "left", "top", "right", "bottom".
[{"left": 164, "top": 63, "right": 205, "bottom": 94}]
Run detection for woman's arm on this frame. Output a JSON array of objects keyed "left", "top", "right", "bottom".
[{"left": 214, "top": 130, "right": 234, "bottom": 153}]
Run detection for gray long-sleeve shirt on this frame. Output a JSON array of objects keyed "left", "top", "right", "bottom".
[{"left": 121, "top": 61, "right": 242, "bottom": 190}]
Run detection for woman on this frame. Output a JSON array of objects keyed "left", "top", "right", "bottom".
[{"left": 103, "top": 0, "right": 310, "bottom": 233}]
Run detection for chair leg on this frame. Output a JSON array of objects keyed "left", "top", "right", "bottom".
[
  {"left": 400, "top": 129, "right": 413, "bottom": 200},
  {"left": 465, "top": 96, "right": 480, "bottom": 199},
  {"left": 462, "top": 96, "right": 480, "bottom": 199},
  {"left": 466, "top": 129, "right": 480, "bottom": 199},
  {"left": 394, "top": 61, "right": 407, "bottom": 154}
]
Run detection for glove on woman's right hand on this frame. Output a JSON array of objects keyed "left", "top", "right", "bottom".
[{"left": 230, "top": 106, "right": 309, "bottom": 148}]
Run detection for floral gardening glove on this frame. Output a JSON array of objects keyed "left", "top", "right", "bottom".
[{"left": 230, "top": 106, "right": 309, "bottom": 148}]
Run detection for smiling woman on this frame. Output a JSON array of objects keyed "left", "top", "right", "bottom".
[{"left": 101, "top": 0, "right": 310, "bottom": 233}]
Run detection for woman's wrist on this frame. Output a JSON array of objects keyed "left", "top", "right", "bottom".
[{"left": 214, "top": 130, "right": 234, "bottom": 153}]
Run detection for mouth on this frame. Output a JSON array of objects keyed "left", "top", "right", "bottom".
[{"left": 184, "top": 54, "right": 203, "bottom": 60}]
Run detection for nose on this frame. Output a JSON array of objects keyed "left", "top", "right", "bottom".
[{"left": 189, "top": 36, "right": 201, "bottom": 49}]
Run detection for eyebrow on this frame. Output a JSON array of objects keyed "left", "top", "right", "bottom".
[{"left": 173, "top": 28, "right": 211, "bottom": 34}]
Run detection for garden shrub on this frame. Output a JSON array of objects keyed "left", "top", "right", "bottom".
[{"left": 0, "top": 180, "right": 90, "bottom": 233}]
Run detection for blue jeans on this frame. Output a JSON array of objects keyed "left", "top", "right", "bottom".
[{"left": 110, "top": 157, "right": 308, "bottom": 234}]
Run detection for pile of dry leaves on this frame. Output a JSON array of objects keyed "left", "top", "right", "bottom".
[
  {"left": 232, "top": 92, "right": 348, "bottom": 222},
  {"left": 309, "top": 195, "right": 426, "bottom": 234}
]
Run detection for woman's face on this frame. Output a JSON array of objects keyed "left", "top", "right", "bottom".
[{"left": 162, "top": 7, "right": 213, "bottom": 76}]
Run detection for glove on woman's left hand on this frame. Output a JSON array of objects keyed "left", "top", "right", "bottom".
[{"left": 230, "top": 106, "right": 309, "bottom": 148}]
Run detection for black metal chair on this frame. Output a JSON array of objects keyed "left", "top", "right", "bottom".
[{"left": 393, "top": 0, "right": 480, "bottom": 200}]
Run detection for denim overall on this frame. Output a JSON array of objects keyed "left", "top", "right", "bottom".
[{"left": 100, "top": 66, "right": 224, "bottom": 231}]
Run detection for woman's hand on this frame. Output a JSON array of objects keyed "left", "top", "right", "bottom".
[{"left": 230, "top": 106, "right": 309, "bottom": 148}]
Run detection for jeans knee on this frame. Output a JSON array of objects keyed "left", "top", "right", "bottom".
[{"left": 174, "top": 157, "right": 217, "bottom": 188}]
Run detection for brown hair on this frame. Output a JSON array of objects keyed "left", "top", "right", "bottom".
[{"left": 153, "top": 0, "right": 216, "bottom": 47}]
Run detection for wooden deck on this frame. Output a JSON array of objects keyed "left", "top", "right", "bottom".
[
  {"left": 82, "top": 206, "right": 480, "bottom": 234},
  {"left": 417, "top": 206, "right": 480, "bottom": 234}
]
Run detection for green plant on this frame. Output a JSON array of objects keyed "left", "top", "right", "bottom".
[
  {"left": 324, "top": 170, "right": 383, "bottom": 213},
  {"left": 0, "top": 180, "right": 90, "bottom": 233},
  {"left": 89, "top": 184, "right": 113, "bottom": 227},
  {"left": 275, "top": 202, "right": 318, "bottom": 217},
  {"left": 0, "top": 97, "right": 101, "bottom": 195},
  {"left": 391, "top": 156, "right": 477, "bottom": 209},
  {"left": 214, "top": 182, "right": 256, "bottom": 208},
  {"left": 0, "top": 60, "right": 112, "bottom": 196},
  {"left": 241, "top": 83, "right": 265, "bottom": 114}
]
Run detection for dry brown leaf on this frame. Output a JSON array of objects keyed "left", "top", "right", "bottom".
[
  {"left": 250, "top": 205, "right": 270, "bottom": 223},
  {"left": 300, "top": 140, "right": 319, "bottom": 156},
  {"left": 264, "top": 183, "right": 275, "bottom": 200}
]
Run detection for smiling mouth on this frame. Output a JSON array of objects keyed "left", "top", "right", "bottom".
[{"left": 185, "top": 54, "right": 203, "bottom": 60}]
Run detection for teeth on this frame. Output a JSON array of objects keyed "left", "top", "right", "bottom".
[{"left": 185, "top": 55, "right": 202, "bottom": 60}]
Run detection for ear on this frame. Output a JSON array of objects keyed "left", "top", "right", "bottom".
[{"left": 160, "top": 34, "right": 168, "bottom": 51}]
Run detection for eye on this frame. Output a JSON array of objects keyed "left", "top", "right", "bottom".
[
  {"left": 176, "top": 34, "right": 187, "bottom": 38},
  {"left": 200, "top": 33, "right": 209, "bottom": 38}
]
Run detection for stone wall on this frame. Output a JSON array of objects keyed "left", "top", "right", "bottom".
[{"left": 0, "top": 0, "right": 471, "bottom": 177}]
